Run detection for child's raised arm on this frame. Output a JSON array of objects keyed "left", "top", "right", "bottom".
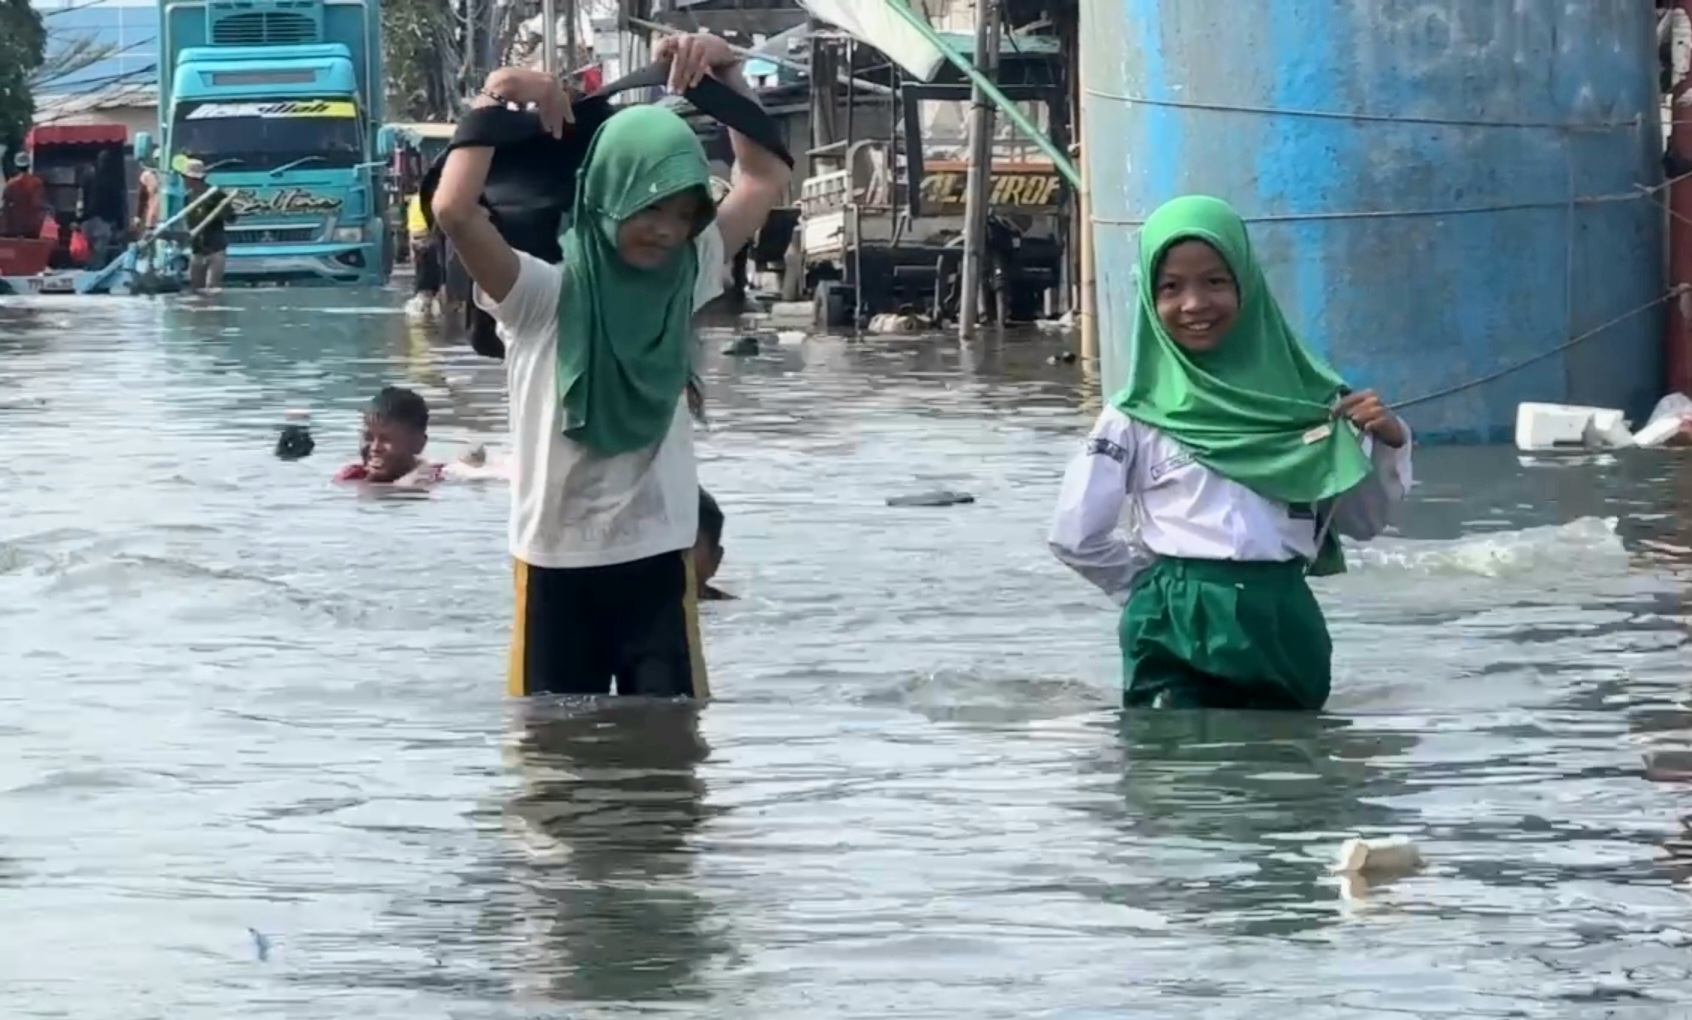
[
  {"left": 1048, "top": 407, "right": 1156, "bottom": 604},
  {"left": 432, "top": 69, "right": 574, "bottom": 306}
]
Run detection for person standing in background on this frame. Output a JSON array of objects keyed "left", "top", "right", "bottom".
[
  {"left": 177, "top": 159, "right": 237, "bottom": 290},
  {"left": 405, "top": 190, "right": 442, "bottom": 317},
  {"left": 134, "top": 156, "right": 162, "bottom": 237},
  {"left": 2, "top": 151, "right": 46, "bottom": 239}
]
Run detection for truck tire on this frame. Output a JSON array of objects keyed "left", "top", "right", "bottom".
[{"left": 813, "top": 280, "right": 854, "bottom": 329}]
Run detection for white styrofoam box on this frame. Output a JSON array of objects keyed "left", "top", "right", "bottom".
[
  {"left": 1585, "top": 408, "right": 1636, "bottom": 449},
  {"left": 1633, "top": 413, "right": 1689, "bottom": 448},
  {"left": 1514, "top": 402, "right": 1633, "bottom": 452}
]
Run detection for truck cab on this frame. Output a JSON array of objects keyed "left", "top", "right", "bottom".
[{"left": 137, "top": 0, "right": 390, "bottom": 286}]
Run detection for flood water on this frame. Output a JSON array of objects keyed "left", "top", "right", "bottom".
[{"left": 1, "top": 288, "right": 1690, "bottom": 1019}]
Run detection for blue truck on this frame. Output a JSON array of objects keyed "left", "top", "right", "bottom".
[{"left": 134, "top": 0, "right": 392, "bottom": 286}]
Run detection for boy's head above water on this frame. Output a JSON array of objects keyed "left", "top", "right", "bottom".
[
  {"left": 693, "top": 488, "right": 725, "bottom": 589},
  {"left": 361, "top": 386, "right": 430, "bottom": 483}
]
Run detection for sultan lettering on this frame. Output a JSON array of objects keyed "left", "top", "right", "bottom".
[{"left": 228, "top": 188, "right": 345, "bottom": 216}]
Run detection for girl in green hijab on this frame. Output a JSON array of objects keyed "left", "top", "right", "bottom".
[
  {"left": 556, "top": 104, "right": 716, "bottom": 455},
  {"left": 1047, "top": 195, "right": 1415, "bottom": 711},
  {"left": 429, "top": 41, "right": 793, "bottom": 702}
]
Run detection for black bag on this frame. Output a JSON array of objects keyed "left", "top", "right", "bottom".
[{"left": 418, "top": 62, "right": 794, "bottom": 359}]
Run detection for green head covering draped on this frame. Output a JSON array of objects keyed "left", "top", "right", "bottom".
[
  {"left": 556, "top": 105, "right": 715, "bottom": 455},
  {"left": 1111, "top": 195, "right": 1372, "bottom": 574}
]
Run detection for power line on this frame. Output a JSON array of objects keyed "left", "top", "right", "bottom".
[{"left": 34, "top": 61, "right": 158, "bottom": 97}]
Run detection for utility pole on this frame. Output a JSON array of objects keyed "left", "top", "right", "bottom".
[
  {"left": 564, "top": 0, "right": 578, "bottom": 75},
  {"left": 464, "top": 0, "right": 477, "bottom": 87},
  {"left": 958, "top": 0, "right": 1001, "bottom": 339},
  {"left": 1075, "top": 4, "right": 1096, "bottom": 363},
  {"left": 542, "top": 0, "right": 559, "bottom": 76}
]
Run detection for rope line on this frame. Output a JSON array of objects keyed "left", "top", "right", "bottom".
[
  {"left": 1389, "top": 173, "right": 1691, "bottom": 410},
  {"left": 1082, "top": 86, "right": 1644, "bottom": 133},
  {"left": 1090, "top": 172, "right": 1692, "bottom": 228},
  {"left": 1092, "top": 191, "right": 1639, "bottom": 226},
  {"left": 1391, "top": 288, "right": 1682, "bottom": 411}
]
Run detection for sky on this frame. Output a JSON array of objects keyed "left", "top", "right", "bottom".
[{"left": 31, "top": 0, "right": 160, "bottom": 97}]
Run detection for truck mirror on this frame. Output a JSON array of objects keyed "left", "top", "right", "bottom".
[
  {"left": 375, "top": 127, "right": 395, "bottom": 159},
  {"left": 133, "top": 132, "right": 153, "bottom": 161}
]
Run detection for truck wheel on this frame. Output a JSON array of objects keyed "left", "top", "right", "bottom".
[{"left": 813, "top": 280, "right": 854, "bottom": 329}]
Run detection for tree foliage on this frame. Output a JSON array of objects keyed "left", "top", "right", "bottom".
[
  {"left": 383, "top": 0, "right": 611, "bottom": 121},
  {"left": 384, "top": 0, "right": 461, "bottom": 120},
  {"left": 0, "top": 0, "right": 48, "bottom": 159}
]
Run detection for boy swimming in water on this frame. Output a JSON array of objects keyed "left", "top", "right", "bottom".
[
  {"left": 334, "top": 385, "right": 505, "bottom": 486},
  {"left": 1048, "top": 195, "right": 1414, "bottom": 711}
]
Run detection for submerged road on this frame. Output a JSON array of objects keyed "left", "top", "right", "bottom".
[{"left": 0, "top": 289, "right": 1689, "bottom": 1018}]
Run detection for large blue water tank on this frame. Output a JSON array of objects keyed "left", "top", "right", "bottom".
[{"left": 1082, "top": 0, "right": 1664, "bottom": 442}]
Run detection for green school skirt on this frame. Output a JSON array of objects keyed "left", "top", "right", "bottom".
[{"left": 1118, "top": 557, "right": 1333, "bottom": 711}]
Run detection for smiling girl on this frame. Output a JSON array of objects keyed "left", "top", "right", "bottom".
[{"left": 1048, "top": 195, "right": 1414, "bottom": 711}]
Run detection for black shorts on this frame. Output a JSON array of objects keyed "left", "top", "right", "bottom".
[
  {"left": 508, "top": 551, "right": 709, "bottom": 699},
  {"left": 413, "top": 237, "right": 443, "bottom": 293}
]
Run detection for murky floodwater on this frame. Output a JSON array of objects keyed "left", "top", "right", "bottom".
[{"left": 1, "top": 288, "right": 1690, "bottom": 1019}]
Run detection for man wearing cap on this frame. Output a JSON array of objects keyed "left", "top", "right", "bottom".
[{"left": 178, "top": 158, "right": 238, "bottom": 289}]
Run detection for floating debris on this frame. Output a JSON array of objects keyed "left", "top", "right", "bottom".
[
  {"left": 1330, "top": 836, "right": 1423, "bottom": 877},
  {"left": 886, "top": 490, "right": 975, "bottom": 508},
  {"left": 275, "top": 409, "right": 314, "bottom": 461},
  {"left": 866, "top": 312, "right": 927, "bottom": 335},
  {"left": 721, "top": 334, "right": 763, "bottom": 356}
]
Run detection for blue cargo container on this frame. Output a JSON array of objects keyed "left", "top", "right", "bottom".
[{"left": 1081, "top": 0, "right": 1664, "bottom": 442}]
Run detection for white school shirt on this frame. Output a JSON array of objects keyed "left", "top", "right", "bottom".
[
  {"left": 475, "top": 226, "right": 726, "bottom": 569},
  {"left": 1047, "top": 404, "right": 1414, "bottom": 604}
]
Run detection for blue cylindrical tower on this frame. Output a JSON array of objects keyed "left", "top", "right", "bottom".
[{"left": 1082, "top": 0, "right": 1664, "bottom": 442}]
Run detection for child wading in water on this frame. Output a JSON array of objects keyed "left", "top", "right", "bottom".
[
  {"left": 1049, "top": 195, "right": 1413, "bottom": 711},
  {"left": 431, "top": 35, "right": 789, "bottom": 699}
]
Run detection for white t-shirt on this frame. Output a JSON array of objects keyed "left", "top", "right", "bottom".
[{"left": 474, "top": 226, "right": 726, "bottom": 569}]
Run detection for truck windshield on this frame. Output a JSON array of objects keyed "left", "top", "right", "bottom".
[{"left": 172, "top": 99, "right": 364, "bottom": 171}]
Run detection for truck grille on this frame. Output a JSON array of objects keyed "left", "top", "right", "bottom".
[
  {"left": 228, "top": 225, "right": 321, "bottom": 246},
  {"left": 210, "top": 11, "right": 318, "bottom": 45}
]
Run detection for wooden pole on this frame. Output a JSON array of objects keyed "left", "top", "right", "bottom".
[
  {"left": 958, "top": 0, "right": 1001, "bottom": 339},
  {"left": 1076, "top": 5, "right": 1097, "bottom": 363},
  {"left": 563, "top": 0, "right": 578, "bottom": 75},
  {"left": 541, "top": 0, "right": 558, "bottom": 76}
]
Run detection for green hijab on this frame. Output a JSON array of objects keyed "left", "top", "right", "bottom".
[
  {"left": 1111, "top": 195, "right": 1371, "bottom": 574},
  {"left": 556, "top": 105, "right": 714, "bottom": 456}
]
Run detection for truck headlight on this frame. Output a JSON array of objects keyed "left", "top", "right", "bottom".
[{"left": 332, "top": 226, "right": 364, "bottom": 243}]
